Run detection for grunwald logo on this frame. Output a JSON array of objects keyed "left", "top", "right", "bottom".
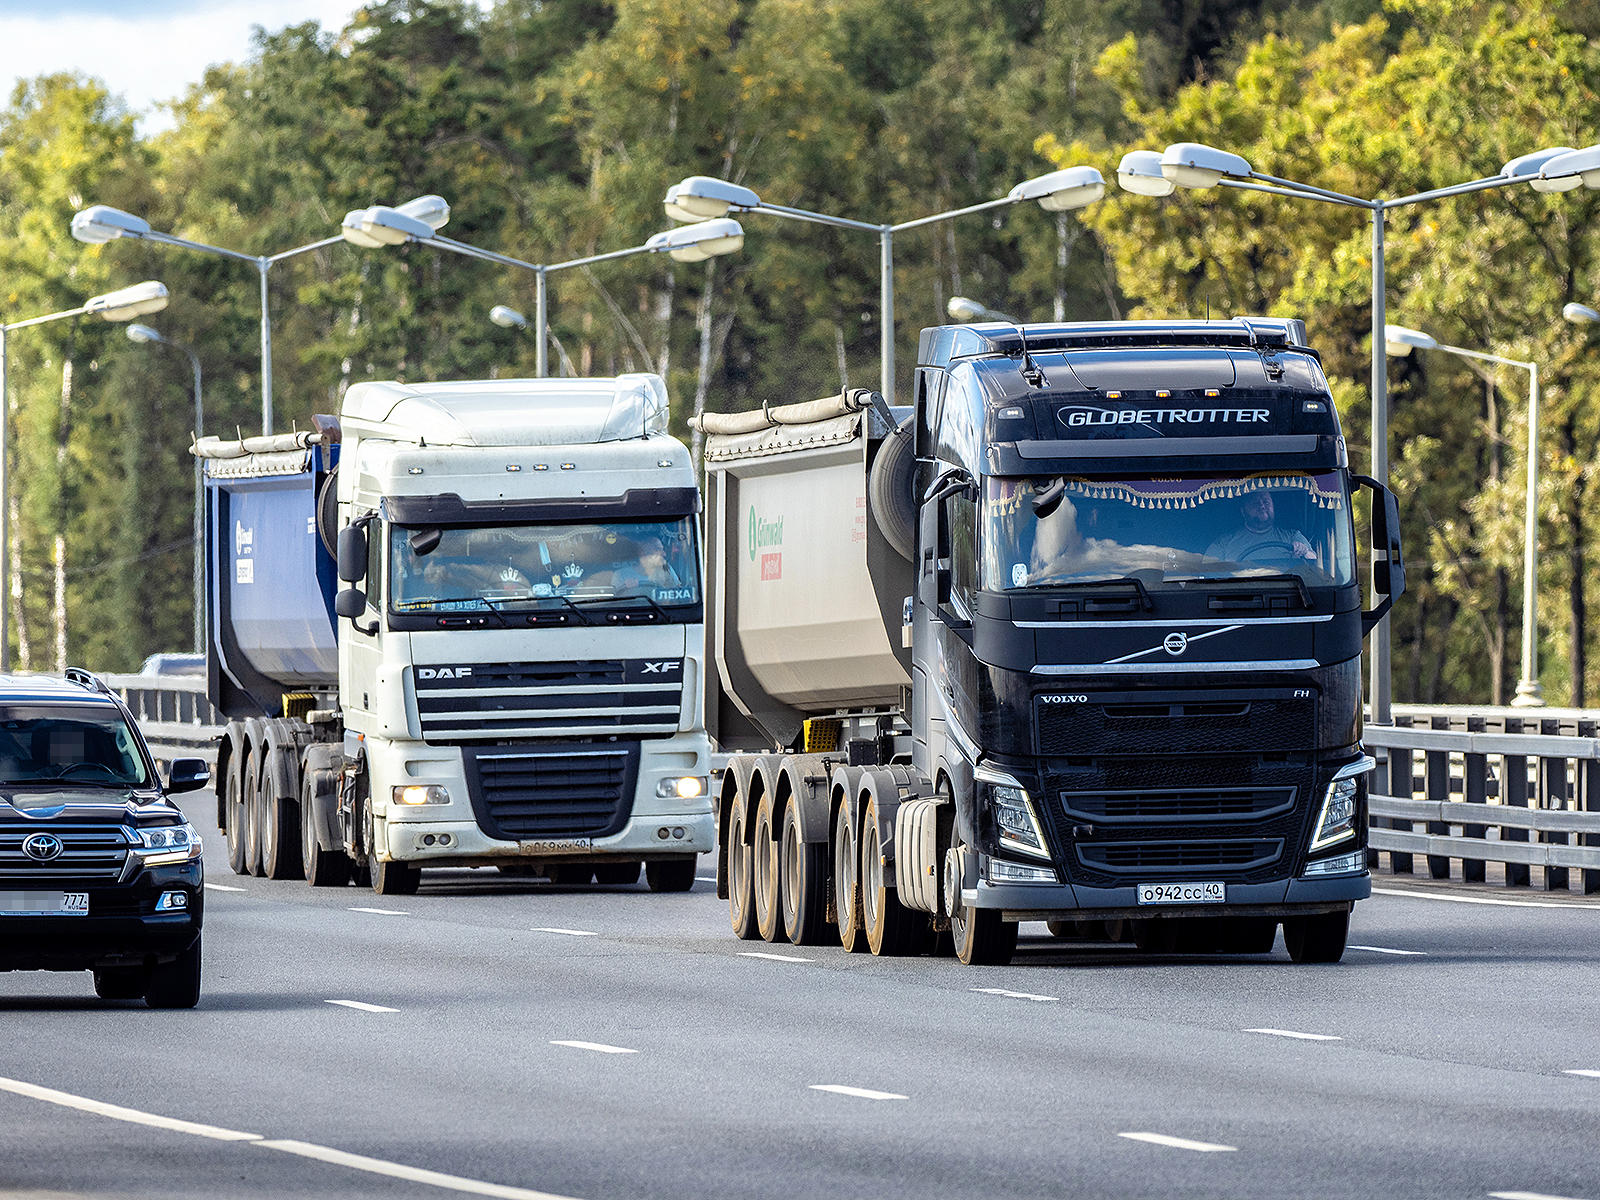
[{"left": 748, "top": 508, "right": 784, "bottom": 561}]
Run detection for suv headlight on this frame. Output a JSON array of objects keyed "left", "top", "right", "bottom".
[
  {"left": 135, "top": 823, "right": 201, "bottom": 866},
  {"left": 975, "top": 765, "right": 1051, "bottom": 861},
  {"left": 1309, "top": 757, "right": 1374, "bottom": 852}
]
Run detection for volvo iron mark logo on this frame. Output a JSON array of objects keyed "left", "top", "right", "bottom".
[
  {"left": 22, "top": 833, "right": 63, "bottom": 861},
  {"left": 1163, "top": 632, "right": 1189, "bottom": 657}
]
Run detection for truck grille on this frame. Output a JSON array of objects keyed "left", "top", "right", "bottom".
[
  {"left": 1077, "top": 838, "right": 1283, "bottom": 874},
  {"left": 0, "top": 823, "right": 129, "bottom": 882},
  {"left": 463, "top": 743, "right": 639, "bottom": 841},
  {"left": 1061, "top": 787, "right": 1296, "bottom": 822},
  {"left": 415, "top": 661, "right": 681, "bottom": 743},
  {"left": 1037, "top": 695, "right": 1315, "bottom": 755}
]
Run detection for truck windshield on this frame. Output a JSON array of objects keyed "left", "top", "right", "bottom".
[
  {"left": 0, "top": 705, "right": 149, "bottom": 786},
  {"left": 390, "top": 518, "right": 700, "bottom": 613},
  {"left": 984, "top": 472, "right": 1354, "bottom": 590}
]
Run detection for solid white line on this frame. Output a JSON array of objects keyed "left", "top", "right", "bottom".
[
  {"left": 1119, "top": 1131, "right": 1237, "bottom": 1152},
  {"left": 326, "top": 1000, "right": 399, "bottom": 1014},
  {"left": 738, "top": 951, "right": 812, "bottom": 963},
  {"left": 1563, "top": 1070, "right": 1600, "bottom": 1079},
  {"left": 695, "top": 875, "right": 717, "bottom": 882},
  {"left": 1350, "top": 944, "right": 1427, "bottom": 956},
  {"left": 1489, "top": 1192, "right": 1592, "bottom": 1200},
  {"left": 549, "top": 1040, "right": 637, "bottom": 1055},
  {"left": 1374, "top": 887, "right": 1600, "bottom": 911},
  {"left": 0, "top": 1076, "right": 261, "bottom": 1141},
  {"left": 1244, "top": 1028, "right": 1341, "bottom": 1041},
  {"left": 530, "top": 927, "right": 599, "bottom": 937},
  {"left": 254, "top": 1140, "right": 578, "bottom": 1199},
  {"left": 971, "top": 987, "right": 1059, "bottom": 1002},
  {"left": 809, "top": 1084, "right": 908, "bottom": 1101},
  {"left": 203, "top": 882, "right": 248, "bottom": 892},
  {"left": 349, "top": 907, "right": 410, "bottom": 916}
]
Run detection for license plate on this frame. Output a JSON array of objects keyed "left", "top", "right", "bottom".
[
  {"left": 0, "top": 891, "right": 89, "bottom": 916},
  {"left": 518, "top": 838, "right": 593, "bottom": 855},
  {"left": 1137, "top": 881, "right": 1225, "bottom": 905}
]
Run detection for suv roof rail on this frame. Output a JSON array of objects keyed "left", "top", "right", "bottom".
[{"left": 63, "top": 667, "right": 113, "bottom": 696}]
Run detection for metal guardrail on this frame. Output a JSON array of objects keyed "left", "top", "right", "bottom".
[
  {"left": 1368, "top": 706, "right": 1600, "bottom": 893},
  {"left": 101, "top": 673, "right": 225, "bottom": 764}
]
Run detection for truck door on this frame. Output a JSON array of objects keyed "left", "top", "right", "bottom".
[{"left": 341, "top": 519, "right": 388, "bottom": 737}]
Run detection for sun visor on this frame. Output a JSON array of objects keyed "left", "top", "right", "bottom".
[{"left": 1063, "top": 348, "right": 1238, "bottom": 392}]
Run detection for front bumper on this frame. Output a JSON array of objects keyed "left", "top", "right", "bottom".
[
  {"left": 0, "top": 860, "right": 203, "bottom": 971},
  {"left": 966, "top": 868, "right": 1370, "bottom": 918}
]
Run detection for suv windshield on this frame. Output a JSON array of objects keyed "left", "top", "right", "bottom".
[
  {"left": 984, "top": 472, "right": 1354, "bottom": 590},
  {"left": 391, "top": 518, "right": 700, "bottom": 614},
  {"left": 0, "top": 705, "right": 150, "bottom": 786}
]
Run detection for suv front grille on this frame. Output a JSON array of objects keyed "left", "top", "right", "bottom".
[{"left": 0, "top": 823, "right": 128, "bottom": 882}]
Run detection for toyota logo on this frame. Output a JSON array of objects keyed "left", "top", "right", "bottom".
[
  {"left": 21, "top": 833, "right": 63, "bottom": 861},
  {"left": 1163, "top": 632, "right": 1189, "bottom": 656}
]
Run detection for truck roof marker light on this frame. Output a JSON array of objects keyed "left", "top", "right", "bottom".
[
  {"left": 533, "top": 464, "right": 549, "bottom": 471},
  {"left": 507, "top": 464, "right": 522, "bottom": 472},
  {"left": 561, "top": 463, "right": 575, "bottom": 470},
  {"left": 1205, "top": 389, "right": 1221, "bottom": 397},
  {"left": 1155, "top": 390, "right": 1171, "bottom": 398},
  {"left": 408, "top": 467, "right": 423, "bottom": 475},
  {"left": 658, "top": 459, "right": 673, "bottom": 467},
  {"left": 1105, "top": 391, "right": 1122, "bottom": 399}
]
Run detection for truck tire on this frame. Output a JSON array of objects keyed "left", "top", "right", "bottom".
[
  {"left": 93, "top": 966, "right": 148, "bottom": 1000},
  {"left": 780, "top": 801, "right": 829, "bottom": 945},
  {"left": 301, "top": 771, "right": 351, "bottom": 888},
  {"left": 645, "top": 858, "right": 695, "bottom": 892},
  {"left": 261, "top": 755, "right": 302, "bottom": 881},
  {"left": 244, "top": 742, "right": 268, "bottom": 877},
  {"left": 1216, "top": 917, "right": 1277, "bottom": 955},
  {"left": 752, "top": 790, "right": 784, "bottom": 943},
  {"left": 861, "top": 795, "right": 922, "bottom": 956},
  {"left": 372, "top": 858, "right": 421, "bottom": 896},
  {"left": 144, "top": 935, "right": 202, "bottom": 1009},
  {"left": 833, "top": 802, "right": 867, "bottom": 953},
  {"left": 726, "top": 797, "right": 759, "bottom": 940},
  {"left": 868, "top": 417, "right": 917, "bottom": 561},
  {"left": 1283, "top": 910, "right": 1348, "bottom": 963},
  {"left": 547, "top": 865, "right": 593, "bottom": 886},
  {"left": 595, "top": 861, "right": 641, "bottom": 885},
  {"left": 946, "top": 841, "right": 1017, "bottom": 966},
  {"left": 224, "top": 749, "right": 250, "bottom": 876},
  {"left": 1131, "top": 918, "right": 1178, "bottom": 954}
]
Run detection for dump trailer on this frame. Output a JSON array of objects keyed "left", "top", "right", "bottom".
[
  {"left": 701, "top": 320, "right": 1404, "bottom": 965},
  {"left": 200, "top": 375, "right": 713, "bottom": 896}
]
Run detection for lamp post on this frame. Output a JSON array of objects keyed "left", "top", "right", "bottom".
[
  {"left": 68, "top": 203, "right": 390, "bottom": 435},
  {"left": 947, "top": 295, "right": 1019, "bottom": 323},
  {"left": 1116, "top": 139, "right": 1592, "bottom": 722},
  {"left": 1385, "top": 324, "right": 1543, "bottom": 706},
  {"left": 662, "top": 167, "right": 1106, "bottom": 402},
  {"left": 341, "top": 202, "right": 743, "bottom": 378},
  {"left": 126, "top": 324, "right": 204, "bottom": 655},
  {"left": 0, "top": 281, "right": 170, "bottom": 671}
]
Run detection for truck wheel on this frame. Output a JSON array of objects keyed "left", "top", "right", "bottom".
[
  {"left": 1131, "top": 918, "right": 1178, "bottom": 954},
  {"left": 261, "top": 764, "right": 303, "bottom": 881},
  {"left": 645, "top": 858, "right": 695, "bottom": 892},
  {"left": 372, "top": 858, "right": 421, "bottom": 896},
  {"left": 947, "top": 845, "right": 1017, "bottom": 966},
  {"left": 1216, "top": 917, "right": 1277, "bottom": 955},
  {"left": 144, "top": 936, "right": 202, "bottom": 1009},
  {"left": 833, "top": 803, "right": 867, "bottom": 953},
  {"left": 780, "top": 801, "right": 829, "bottom": 945},
  {"left": 301, "top": 773, "right": 351, "bottom": 888},
  {"left": 1283, "top": 910, "right": 1349, "bottom": 963},
  {"left": 727, "top": 797, "right": 759, "bottom": 940},
  {"left": 547, "top": 865, "right": 593, "bottom": 886},
  {"left": 244, "top": 743, "right": 268, "bottom": 877},
  {"left": 861, "top": 796, "right": 922, "bottom": 956},
  {"left": 595, "top": 861, "right": 641, "bottom": 885},
  {"left": 93, "top": 966, "right": 148, "bottom": 1000},
  {"left": 224, "top": 751, "right": 250, "bottom": 877},
  {"left": 752, "top": 790, "right": 784, "bottom": 942}
]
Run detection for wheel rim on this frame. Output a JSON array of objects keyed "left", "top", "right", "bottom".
[
  {"left": 835, "top": 815, "right": 855, "bottom": 932},
  {"left": 781, "top": 814, "right": 799, "bottom": 920},
  {"left": 754, "top": 810, "right": 774, "bottom": 917},
  {"left": 861, "top": 822, "right": 880, "bottom": 931},
  {"left": 730, "top": 809, "right": 749, "bottom": 910}
]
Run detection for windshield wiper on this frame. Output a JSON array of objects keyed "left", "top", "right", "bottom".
[
  {"left": 1037, "top": 575, "right": 1155, "bottom": 612},
  {"left": 568, "top": 593, "right": 673, "bottom": 621},
  {"left": 1208, "top": 573, "right": 1312, "bottom": 608}
]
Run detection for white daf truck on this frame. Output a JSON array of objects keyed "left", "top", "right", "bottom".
[{"left": 201, "top": 374, "right": 713, "bottom": 895}]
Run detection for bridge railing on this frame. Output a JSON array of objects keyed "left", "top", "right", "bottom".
[
  {"left": 101, "top": 673, "right": 225, "bottom": 764},
  {"left": 1368, "top": 706, "right": 1600, "bottom": 894}
]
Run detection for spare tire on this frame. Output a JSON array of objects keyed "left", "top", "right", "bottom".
[
  {"left": 868, "top": 417, "right": 916, "bottom": 561},
  {"left": 315, "top": 466, "right": 339, "bottom": 559}
]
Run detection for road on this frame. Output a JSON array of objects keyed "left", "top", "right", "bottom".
[{"left": 3, "top": 788, "right": 1599, "bottom": 1200}]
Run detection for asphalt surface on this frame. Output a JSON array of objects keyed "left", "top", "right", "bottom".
[{"left": 3, "top": 789, "right": 1599, "bottom": 1200}]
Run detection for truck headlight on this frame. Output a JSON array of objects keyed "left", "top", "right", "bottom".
[
  {"left": 135, "top": 823, "right": 201, "bottom": 866},
  {"left": 975, "top": 766, "right": 1051, "bottom": 861},
  {"left": 393, "top": 785, "right": 450, "bottom": 806},
  {"left": 1309, "top": 757, "right": 1374, "bottom": 852},
  {"left": 985, "top": 856, "right": 1059, "bottom": 884},
  {"left": 656, "top": 776, "right": 707, "bottom": 799},
  {"left": 1301, "top": 849, "right": 1365, "bottom": 877}
]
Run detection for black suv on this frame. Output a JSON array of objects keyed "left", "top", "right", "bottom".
[{"left": 0, "top": 669, "right": 209, "bottom": 1007}]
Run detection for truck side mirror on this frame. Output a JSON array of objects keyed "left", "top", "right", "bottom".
[
  {"left": 337, "top": 524, "right": 368, "bottom": 582},
  {"left": 335, "top": 588, "right": 367, "bottom": 619},
  {"left": 1352, "top": 475, "right": 1405, "bottom": 635}
]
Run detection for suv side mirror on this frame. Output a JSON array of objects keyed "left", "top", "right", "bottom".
[
  {"left": 337, "top": 524, "right": 368, "bottom": 583},
  {"left": 1352, "top": 474, "right": 1405, "bottom": 635},
  {"left": 166, "top": 757, "right": 210, "bottom": 794}
]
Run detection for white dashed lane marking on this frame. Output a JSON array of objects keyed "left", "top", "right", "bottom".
[
  {"left": 549, "top": 1041, "right": 637, "bottom": 1055},
  {"left": 1119, "top": 1132, "right": 1237, "bottom": 1153},
  {"left": 1563, "top": 1070, "right": 1600, "bottom": 1079},
  {"left": 326, "top": 1000, "right": 399, "bottom": 1013},
  {"left": 972, "top": 987, "right": 1058, "bottom": 1002},
  {"left": 531, "top": 928, "right": 599, "bottom": 937},
  {"left": 204, "top": 882, "right": 247, "bottom": 892},
  {"left": 1244, "top": 1028, "right": 1341, "bottom": 1042},
  {"left": 349, "top": 907, "right": 409, "bottom": 916},
  {"left": 809, "top": 1085, "right": 908, "bottom": 1101},
  {"left": 738, "top": 951, "right": 812, "bottom": 963},
  {"left": 1489, "top": 1191, "right": 1593, "bottom": 1200},
  {"left": 1350, "top": 944, "right": 1427, "bottom": 956}
]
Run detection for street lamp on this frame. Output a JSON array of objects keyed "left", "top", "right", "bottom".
[
  {"left": 69, "top": 202, "right": 385, "bottom": 435},
  {"left": 1116, "top": 138, "right": 1586, "bottom": 723},
  {"left": 1384, "top": 323, "right": 1543, "bottom": 707},
  {"left": 340, "top": 203, "right": 744, "bottom": 378},
  {"left": 0, "top": 281, "right": 170, "bottom": 671},
  {"left": 662, "top": 166, "right": 1106, "bottom": 401},
  {"left": 947, "top": 295, "right": 1019, "bottom": 323},
  {"left": 126, "top": 324, "right": 204, "bottom": 655}
]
